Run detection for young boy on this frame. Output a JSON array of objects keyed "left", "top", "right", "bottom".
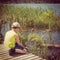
[{"left": 4, "top": 22, "right": 27, "bottom": 55}]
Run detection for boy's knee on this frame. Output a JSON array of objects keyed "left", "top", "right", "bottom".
[{"left": 15, "top": 49, "right": 27, "bottom": 54}]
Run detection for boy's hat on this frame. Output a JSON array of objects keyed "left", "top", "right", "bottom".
[{"left": 11, "top": 22, "right": 20, "bottom": 28}]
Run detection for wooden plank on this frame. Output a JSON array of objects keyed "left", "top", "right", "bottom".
[
  {"left": 0, "top": 50, "right": 8, "bottom": 54},
  {"left": 16, "top": 55, "right": 35, "bottom": 60},
  {"left": 0, "top": 44, "right": 46, "bottom": 60},
  {"left": 0, "top": 44, "right": 8, "bottom": 53},
  {"left": 0, "top": 53, "right": 12, "bottom": 60},
  {"left": 34, "top": 58, "right": 43, "bottom": 60},
  {"left": 26, "top": 56, "right": 39, "bottom": 60},
  {"left": 9, "top": 54, "right": 45, "bottom": 60},
  {"left": 9, "top": 54, "right": 34, "bottom": 60}
]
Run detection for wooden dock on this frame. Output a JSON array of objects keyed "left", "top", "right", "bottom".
[{"left": 0, "top": 44, "right": 46, "bottom": 60}]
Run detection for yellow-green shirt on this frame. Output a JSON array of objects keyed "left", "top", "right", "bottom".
[{"left": 4, "top": 30, "right": 17, "bottom": 50}]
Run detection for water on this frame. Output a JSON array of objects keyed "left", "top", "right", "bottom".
[
  {"left": 8, "top": 4, "right": 60, "bottom": 16},
  {"left": 21, "top": 30, "right": 60, "bottom": 44},
  {"left": 38, "top": 31, "right": 60, "bottom": 44}
]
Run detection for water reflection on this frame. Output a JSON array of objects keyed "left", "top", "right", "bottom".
[{"left": 21, "top": 30, "right": 60, "bottom": 44}]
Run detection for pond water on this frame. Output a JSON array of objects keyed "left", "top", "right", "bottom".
[
  {"left": 38, "top": 31, "right": 60, "bottom": 44},
  {"left": 21, "top": 30, "right": 60, "bottom": 44}
]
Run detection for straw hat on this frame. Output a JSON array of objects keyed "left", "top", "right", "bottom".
[{"left": 11, "top": 22, "right": 20, "bottom": 28}]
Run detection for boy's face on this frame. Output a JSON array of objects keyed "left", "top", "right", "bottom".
[
  {"left": 13, "top": 27, "right": 20, "bottom": 33},
  {"left": 16, "top": 27, "right": 20, "bottom": 32}
]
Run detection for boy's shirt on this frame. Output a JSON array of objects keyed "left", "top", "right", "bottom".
[{"left": 4, "top": 30, "right": 17, "bottom": 50}]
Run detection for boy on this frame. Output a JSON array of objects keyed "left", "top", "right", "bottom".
[{"left": 4, "top": 22, "right": 27, "bottom": 55}]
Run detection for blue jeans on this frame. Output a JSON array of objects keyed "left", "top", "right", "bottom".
[
  {"left": 15, "top": 43, "right": 24, "bottom": 50},
  {"left": 9, "top": 43, "right": 24, "bottom": 55}
]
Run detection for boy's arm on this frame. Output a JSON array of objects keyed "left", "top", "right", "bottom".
[{"left": 14, "top": 35, "right": 24, "bottom": 48}]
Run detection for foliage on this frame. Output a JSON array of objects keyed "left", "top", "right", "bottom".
[
  {"left": 28, "top": 33, "right": 48, "bottom": 57},
  {"left": 18, "top": 33, "right": 28, "bottom": 46},
  {"left": 0, "top": 4, "right": 60, "bottom": 31}
]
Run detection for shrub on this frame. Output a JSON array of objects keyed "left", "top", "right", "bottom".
[{"left": 28, "top": 33, "right": 48, "bottom": 57}]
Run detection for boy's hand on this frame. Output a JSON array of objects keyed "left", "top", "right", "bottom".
[{"left": 25, "top": 47, "right": 28, "bottom": 51}]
